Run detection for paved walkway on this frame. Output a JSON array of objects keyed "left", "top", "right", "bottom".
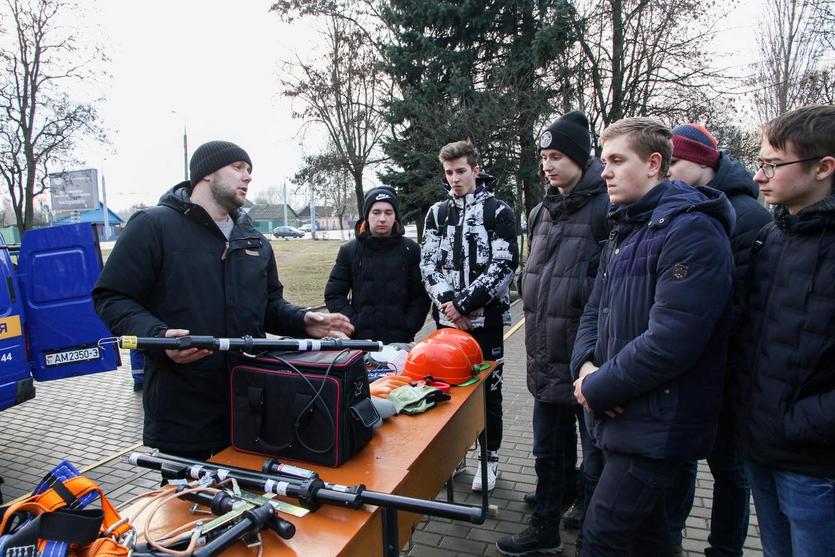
[{"left": 0, "top": 301, "right": 763, "bottom": 556}]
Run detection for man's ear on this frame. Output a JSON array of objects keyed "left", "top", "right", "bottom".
[
  {"left": 647, "top": 152, "right": 663, "bottom": 177},
  {"left": 815, "top": 155, "right": 835, "bottom": 183}
]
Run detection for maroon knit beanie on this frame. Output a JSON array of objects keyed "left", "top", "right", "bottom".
[{"left": 671, "top": 124, "right": 721, "bottom": 169}]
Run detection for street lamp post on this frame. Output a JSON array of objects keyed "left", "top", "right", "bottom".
[
  {"left": 171, "top": 110, "right": 189, "bottom": 181},
  {"left": 181, "top": 124, "right": 188, "bottom": 182}
]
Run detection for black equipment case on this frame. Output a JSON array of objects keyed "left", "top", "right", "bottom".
[{"left": 230, "top": 350, "right": 379, "bottom": 467}]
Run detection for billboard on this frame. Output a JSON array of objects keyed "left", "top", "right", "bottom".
[{"left": 49, "top": 169, "right": 99, "bottom": 212}]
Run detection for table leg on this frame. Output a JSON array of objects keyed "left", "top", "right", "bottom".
[{"left": 381, "top": 507, "right": 399, "bottom": 557}]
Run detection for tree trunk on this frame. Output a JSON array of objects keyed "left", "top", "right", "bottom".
[{"left": 353, "top": 170, "right": 364, "bottom": 217}]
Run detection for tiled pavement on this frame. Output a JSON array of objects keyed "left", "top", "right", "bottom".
[{"left": 0, "top": 300, "right": 764, "bottom": 556}]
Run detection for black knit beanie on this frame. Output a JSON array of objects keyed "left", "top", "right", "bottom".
[
  {"left": 538, "top": 111, "right": 592, "bottom": 169},
  {"left": 363, "top": 187, "right": 400, "bottom": 220},
  {"left": 189, "top": 140, "right": 252, "bottom": 186}
]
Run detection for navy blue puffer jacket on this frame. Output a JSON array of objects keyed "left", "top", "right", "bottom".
[{"left": 571, "top": 180, "right": 735, "bottom": 461}]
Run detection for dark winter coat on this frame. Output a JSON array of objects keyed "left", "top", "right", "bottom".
[
  {"left": 736, "top": 197, "right": 835, "bottom": 478},
  {"left": 93, "top": 182, "right": 308, "bottom": 453},
  {"left": 324, "top": 220, "right": 429, "bottom": 343},
  {"left": 571, "top": 180, "right": 735, "bottom": 461},
  {"left": 707, "top": 154, "right": 773, "bottom": 290},
  {"left": 420, "top": 175, "right": 519, "bottom": 328},
  {"left": 703, "top": 155, "right": 772, "bottom": 431},
  {"left": 521, "top": 159, "right": 609, "bottom": 405}
]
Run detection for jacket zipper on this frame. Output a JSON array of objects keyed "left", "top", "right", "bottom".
[{"left": 746, "top": 230, "right": 789, "bottom": 444}]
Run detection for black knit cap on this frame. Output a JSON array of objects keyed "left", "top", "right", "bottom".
[
  {"left": 538, "top": 111, "right": 592, "bottom": 169},
  {"left": 363, "top": 186, "right": 399, "bottom": 220},
  {"left": 189, "top": 140, "right": 252, "bottom": 186}
]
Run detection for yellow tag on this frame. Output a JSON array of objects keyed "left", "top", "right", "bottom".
[
  {"left": 121, "top": 336, "right": 138, "bottom": 349},
  {"left": 0, "top": 315, "right": 22, "bottom": 339}
]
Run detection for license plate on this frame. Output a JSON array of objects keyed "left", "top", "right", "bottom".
[{"left": 45, "top": 347, "right": 100, "bottom": 366}]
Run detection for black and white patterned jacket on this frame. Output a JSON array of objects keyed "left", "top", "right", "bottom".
[{"left": 420, "top": 175, "right": 518, "bottom": 328}]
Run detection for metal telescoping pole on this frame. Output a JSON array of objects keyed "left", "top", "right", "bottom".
[
  {"left": 116, "top": 335, "right": 383, "bottom": 353},
  {"left": 128, "top": 452, "right": 486, "bottom": 523}
]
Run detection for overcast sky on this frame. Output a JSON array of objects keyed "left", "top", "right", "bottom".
[
  {"left": 71, "top": 0, "right": 326, "bottom": 212},
  {"left": 65, "top": 0, "right": 761, "bottom": 212}
]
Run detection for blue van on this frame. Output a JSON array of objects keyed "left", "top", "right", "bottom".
[{"left": 0, "top": 223, "right": 119, "bottom": 411}]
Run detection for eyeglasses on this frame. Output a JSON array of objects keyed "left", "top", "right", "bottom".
[{"left": 754, "top": 156, "right": 823, "bottom": 179}]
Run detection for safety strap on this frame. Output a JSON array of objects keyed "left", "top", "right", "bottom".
[
  {"left": 742, "top": 221, "right": 777, "bottom": 304},
  {"left": 0, "top": 465, "right": 130, "bottom": 557}
]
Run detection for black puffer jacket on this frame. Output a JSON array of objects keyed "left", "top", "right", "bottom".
[
  {"left": 707, "top": 154, "right": 773, "bottom": 290},
  {"left": 521, "top": 159, "right": 609, "bottom": 405},
  {"left": 705, "top": 155, "right": 772, "bottom": 432},
  {"left": 93, "top": 182, "right": 307, "bottom": 453},
  {"left": 737, "top": 197, "right": 835, "bottom": 478},
  {"left": 324, "top": 220, "right": 429, "bottom": 343}
]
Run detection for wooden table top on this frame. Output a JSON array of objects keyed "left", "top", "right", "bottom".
[{"left": 129, "top": 366, "right": 492, "bottom": 557}]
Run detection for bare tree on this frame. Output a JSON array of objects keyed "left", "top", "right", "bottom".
[
  {"left": 564, "top": 0, "right": 727, "bottom": 146},
  {"left": 281, "top": 15, "right": 390, "bottom": 216},
  {"left": 251, "top": 184, "right": 283, "bottom": 206},
  {"left": 751, "top": 0, "right": 834, "bottom": 121},
  {"left": 293, "top": 145, "right": 355, "bottom": 232},
  {"left": 0, "top": 0, "right": 105, "bottom": 232}
]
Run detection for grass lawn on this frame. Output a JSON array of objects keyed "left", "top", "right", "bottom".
[{"left": 271, "top": 238, "right": 342, "bottom": 308}]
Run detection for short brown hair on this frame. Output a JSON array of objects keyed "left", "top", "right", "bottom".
[
  {"left": 764, "top": 104, "right": 835, "bottom": 172},
  {"left": 439, "top": 140, "right": 479, "bottom": 167},
  {"left": 601, "top": 117, "right": 673, "bottom": 176}
]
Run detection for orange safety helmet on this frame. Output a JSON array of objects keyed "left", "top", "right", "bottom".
[
  {"left": 402, "top": 339, "right": 474, "bottom": 385},
  {"left": 427, "top": 328, "right": 484, "bottom": 368}
]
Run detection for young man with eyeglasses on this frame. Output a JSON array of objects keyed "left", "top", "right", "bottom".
[
  {"left": 734, "top": 104, "right": 835, "bottom": 557},
  {"left": 665, "top": 124, "right": 772, "bottom": 557}
]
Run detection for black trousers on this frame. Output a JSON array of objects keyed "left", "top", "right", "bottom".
[
  {"left": 467, "top": 325, "right": 504, "bottom": 451},
  {"left": 581, "top": 451, "right": 679, "bottom": 557}
]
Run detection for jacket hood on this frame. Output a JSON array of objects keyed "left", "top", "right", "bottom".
[
  {"left": 545, "top": 158, "right": 606, "bottom": 200},
  {"left": 158, "top": 180, "right": 252, "bottom": 228},
  {"left": 775, "top": 194, "right": 835, "bottom": 233},
  {"left": 709, "top": 154, "right": 760, "bottom": 200},
  {"left": 439, "top": 172, "right": 497, "bottom": 196},
  {"left": 612, "top": 179, "right": 735, "bottom": 236},
  {"left": 353, "top": 215, "right": 405, "bottom": 242}
]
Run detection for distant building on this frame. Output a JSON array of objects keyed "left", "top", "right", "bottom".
[
  {"left": 54, "top": 203, "right": 125, "bottom": 241},
  {"left": 296, "top": 205, "right": 359, "bottom": 231},
  {"left": 247, "top": 203, "right": 299, "bottom": 234}
]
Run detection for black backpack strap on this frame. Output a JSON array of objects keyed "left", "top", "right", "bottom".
[
  {"left": 743, "top": 221, "right": 777, "bottom": 299},
  {"left": 483, "top": 196, "right": 498, "bottom": 232},
  {"left": 526, "top": 202, "right": 544, "bottom": 244},
  {"left": 590, "top": 193, "right": 611, "bottom": 246},
  {"left": 437, "top": 199, "right": 452, "bottom": 229}
]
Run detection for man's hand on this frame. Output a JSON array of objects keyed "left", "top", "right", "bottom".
[
  {"left": 574, "top": 362, "right": 623, "bottom": 417},
  {"left": 453, "top": 316, "right": 473, "bottom": 331},
  {"left": 164, "top": 328, "right": 212, "bottom": 364},
  {"left": 304, "top": 311, "right": 354, "bottom": 338},
  {"left": 574, "top": 374, "right": 592, "bottom": 412},
  {"left": 440, "top": 301, "right": 464, "bottom": 322},
  {"left": 440, "top": 301, "right": 472, "bottom": 330},
  {"left": 579, "top": 361, "right": 599, "bottom": 379}
]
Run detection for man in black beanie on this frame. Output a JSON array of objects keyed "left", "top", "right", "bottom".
[
  {"left": 325, "top": 186, "right": 429, "bottom": 343},
  {"left": 94, "top": 140, "right": 354, "bottom": 460},
  {"left": 497, "top": 111, "right": 609, "bottom": 556}
]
